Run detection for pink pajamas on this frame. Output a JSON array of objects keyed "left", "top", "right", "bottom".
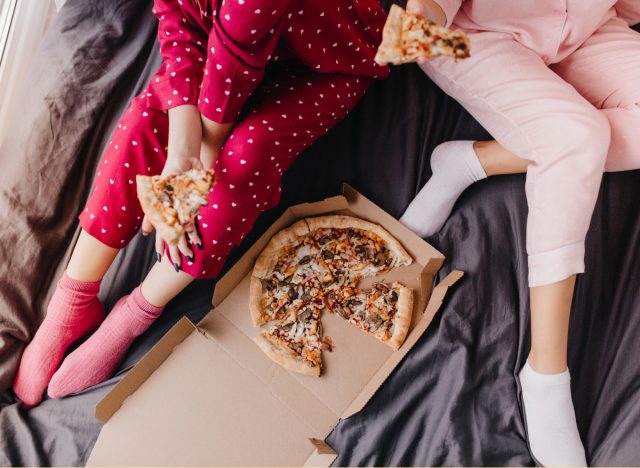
[
  {"left": 424, "top": 0, "right": 640, "bottom": 286},
  {"left": 78, "top": 0, "right": 388, "bottom": 279}
]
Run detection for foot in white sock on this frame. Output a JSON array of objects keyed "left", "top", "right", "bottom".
[
  {"left": 400, "top": 140, "right": 487, "bottom": 237},
  {"left": 519, "top": 360, "right": 587, "bottom": 466}
]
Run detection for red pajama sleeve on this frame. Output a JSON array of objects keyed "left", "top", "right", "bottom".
[
  {"left": 197, "top": 0, "right": 292, "bottom": 123},
  {"left": 147, "top": 0, "right": 208, "bottom": 110}
]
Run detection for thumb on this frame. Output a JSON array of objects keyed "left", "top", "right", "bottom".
[
  {"left": 406, "top": 0, "right": 425, "bottom": 15},
  {"left": 141, "top": 215, "right": 155, "bottom": 236}
]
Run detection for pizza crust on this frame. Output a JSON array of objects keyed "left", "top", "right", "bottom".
[
  {"left": 374, "top": 4, "right": 405, "bottom": 65},
  {"left": 254, "top": 333, "right": 321, "bottom": 377},
  {"left": 249, "top": 276, "right": 267, "bottom": 327},
  {"left": 304, "top": 215, "right": 412, "bottom": 266},
  {"left": 387, "top": 283, "right": 414, "bottom": 350},
  {"left": 253, "top": 219, "right": 310, "bottom": 278},
  {"left": 136, "top": 175, "right": 182, "bottom": 245}
]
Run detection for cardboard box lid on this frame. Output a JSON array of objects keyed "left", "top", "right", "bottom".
[{"left": 88, "top": 187, "right": 461, "bottom": 467}]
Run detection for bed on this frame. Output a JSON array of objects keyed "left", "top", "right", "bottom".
[{"left": 0, "top": 0, "right": 639, "bottom": 465}]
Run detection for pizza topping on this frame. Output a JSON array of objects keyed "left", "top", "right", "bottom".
[{"left": 136, "top": 168, "right": 216, "bottom": 245}]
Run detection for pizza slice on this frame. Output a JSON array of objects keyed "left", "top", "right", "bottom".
[
  {"left": 330, "top": 282, "right": 413, "bottom": 350},
  {"left": 136, "top": 168, "right": 216, "bottom": 245},
  {"left": 305, "top": 215, "right": 413, "bottom": 277},
  {"left": 253, "top": 308, "right": 332, "bottom": 377},
  {"left": 374, "top": 4, "right": 471, "bottom": 65}
]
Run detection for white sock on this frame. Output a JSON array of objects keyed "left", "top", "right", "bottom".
[
  {"left": 519, "top": 360, "right": 587, "bottom": 466},
  {"left": 399, "top": 141, "right": 486, "bottom": 237}
]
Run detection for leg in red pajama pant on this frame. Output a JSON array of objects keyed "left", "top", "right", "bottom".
[
  {"left": 14, "top": 70, "right": 372, "bottom": 404},
  {"left": 401, "top": 14, "right": 640, "bottom": 466},
  {"left": 13, "top": 0, "right": 385, "bottom": 405}
]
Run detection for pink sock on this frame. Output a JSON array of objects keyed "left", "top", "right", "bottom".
[
  {"left": 48, "top": 286, "right": 163, "bottom": 398},
  {"left": 13, "top": 272, "right": 105, "bottom": 407}
]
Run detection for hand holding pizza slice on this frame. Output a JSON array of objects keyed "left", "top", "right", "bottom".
[{"left": 137, "top": 167, "right": 216, "bottom": 269}]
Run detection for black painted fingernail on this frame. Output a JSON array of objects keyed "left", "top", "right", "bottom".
[
  {"left": 156, "top": 252, "right": 161, "bottom": 263},
  {"left": 196, "top": 242, "right": 203, "bottom": 250},
  {"left": 186, "top": 254, "right": 194, "bottom": 262},
  {"left": 173, "top": 262, "right": 180, "bottom": 272}
]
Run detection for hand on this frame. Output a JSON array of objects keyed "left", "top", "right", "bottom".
[
  {"left": 406, "top": 0, "right": 448, "bottom": 64},
  {"left": 141, "top": 155, "right": 204, "bottom": 271}
]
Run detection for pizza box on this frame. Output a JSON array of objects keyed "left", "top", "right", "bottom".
[{"left": 87, "top": 184, "right": 463, "bottom": 466}]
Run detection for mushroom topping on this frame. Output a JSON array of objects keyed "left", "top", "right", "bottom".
[
  {"left": 261, "top": 279, "right": 276, "bottom": 291},
  {"left": 321, "top": 249, "right": 333, "bottom": 261},
  {"left": 299, "top": 255, "right": 311, "bottom": 265},
  {"left": 367, "top": 313, "right": 383, "bottom": 331},
  {"left": 318, "top": 235, "right": 332, "bottom": 245},
  {"left": 298, "top": 308, "right": 312, "bottom": 322}
]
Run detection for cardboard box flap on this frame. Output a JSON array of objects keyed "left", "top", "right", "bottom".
[
  {"left": 308, "top": 438, "right": 337, "bottom": 455},
  {"left": 289, "top": 195, "right": 349, "bottom": 218},
  {"left": 341, "top": 270, "right": 464, "bottom": 419},
  {"left": 95, "top": 316, "right": 197, "bottom": 423}
]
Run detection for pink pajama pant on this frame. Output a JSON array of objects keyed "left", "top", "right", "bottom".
[
  {"left": 80, "top": 70, "right": 372, "bottom": 279},
  {"left": 422, "top": 16, "right": 640, "bottom": 287}
]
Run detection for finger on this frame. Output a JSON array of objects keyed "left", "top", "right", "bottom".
[
  {"left": 155, "top": 233, "right": 164, "bottom": 263},
  {"left": 141, "top": 215, "right": 154, "bottom": 236},
  {"left": 185, "top": 222, "right": 203, "bottom": 250},
  {"left": 178, "top": 235, "right": 194, "bottom": 263},
  {"left": 169, "top": 243, "right": 182, "bottom": 272},
  {"left": 416, "top": 56, "right": 429, "bottom": 65},
  {"left": 406, "top": 0, "right": 423, "bottom": 15}
]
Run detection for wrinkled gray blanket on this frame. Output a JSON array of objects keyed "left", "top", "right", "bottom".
[{"left": 0, "top": 0, "right": 639, "bottom": 466}]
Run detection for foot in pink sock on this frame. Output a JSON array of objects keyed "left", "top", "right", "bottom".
[
  {"left": 48, "top": 286, "right": 164, "bottom": 398},
  {"left": 13, "top": 272, "right": 105, "bottom": 407}
]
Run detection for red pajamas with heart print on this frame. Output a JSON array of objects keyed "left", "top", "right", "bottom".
[{"left": 78, "top": 0, "right": 389, "bottom": 279}]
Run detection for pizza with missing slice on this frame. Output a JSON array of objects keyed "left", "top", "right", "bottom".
[
  {"left": 374, "top": 4, "right": 471, "bottom": 65},
  {"left": 136, "top": 168, "right": 216, "bottom": 245},
  {"left": 250, "top": 215, "right": 414, "bottom": 376}
]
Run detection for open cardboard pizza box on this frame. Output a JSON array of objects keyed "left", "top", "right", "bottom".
[{"left": 87, "top": 184, "right": 463, "bottom": 466}]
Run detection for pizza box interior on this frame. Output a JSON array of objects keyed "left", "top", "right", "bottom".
[{"left": 87, "top": 184, "right": 463, "bottom": 467}]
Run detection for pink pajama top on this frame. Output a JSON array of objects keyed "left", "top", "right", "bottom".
[
  {"left": 435, "top": 0, "right": 635, "bottom": 64},
  {"left": 146, "top": 0, "right": 388, "bottom": 123}
]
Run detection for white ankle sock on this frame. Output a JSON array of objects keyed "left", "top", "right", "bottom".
[
  {"left": 399, "top": 141, "right": 486, "bottom": 237},
  {"left": 519, "top": 360, "right": 587, "bottom": 466}
]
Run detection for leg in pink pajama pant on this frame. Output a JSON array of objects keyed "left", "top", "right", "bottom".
[
  {"left": 421, "top": 31, "right": 614, "bottom": 287},
  {"left": 551, "top": 16, "right": 640, "bottom": 173},
  {"left": 423, "top": 15, "right": 640, "bottom": 286},
  {"left": 416, "top": 15, "right": 640, "bottom": 465}
]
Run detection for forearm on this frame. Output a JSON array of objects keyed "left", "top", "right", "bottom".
[
  {"left": 200, "top": 116, "right": 233, "bottom": 169},
  {"left": 167, "top": 105, "right": 202, "bottom": 160}
]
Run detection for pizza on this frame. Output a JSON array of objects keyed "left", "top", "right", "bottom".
[
  {"left": 136, "top": 168, "right": 216, "bottom": 245},
  {"left": 374, "top": 4, "right": 471, "bottom": 65},
  {"left": 328, "top": 281, "right": 413, "bottom": 350},
  {"left": 253, "top": 309, "right": 332, "bottom": 377},
  {"left": 250, "top": 215, "right": 414, "bottom": 376}
]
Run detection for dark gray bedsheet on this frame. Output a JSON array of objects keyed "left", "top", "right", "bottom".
[{"left": 0, "top": 0, "right": 639, "bottom": 465}]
